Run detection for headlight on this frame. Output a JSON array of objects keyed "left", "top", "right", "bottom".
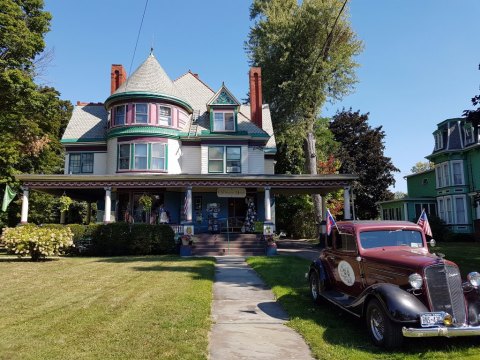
[
  {"left": 409, "top": 273, "right": 423, "bottom": 289},
  {"left": 467, "top": 272, "right": 480, "bottom": 287}
]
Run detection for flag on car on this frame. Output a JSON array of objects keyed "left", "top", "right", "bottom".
[
  {"left": 326, "top": 208, "right": 337, "bottom": 236},
  {"left": 1, "top": 184, "right": 16, "bottom": 212},
  {"left": 417, "top": 209, "right": 433, "bottom": 237}
]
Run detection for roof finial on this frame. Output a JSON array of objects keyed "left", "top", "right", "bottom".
[{"left": 150, "top": 46, "right": 154, "bottom": 56}]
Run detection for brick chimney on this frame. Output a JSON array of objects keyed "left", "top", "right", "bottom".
[
  {"left": 110, "top": 64, "right": 127, "bottom": 94},
  {"left": 249, "top": 67, "right": 263, "bottom": 129}
]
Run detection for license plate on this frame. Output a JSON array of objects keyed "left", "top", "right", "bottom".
[{"left": 420, "top": 312, "right": 444, "bottom": 327}]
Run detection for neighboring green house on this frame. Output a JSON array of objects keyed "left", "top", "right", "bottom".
[{"left": 379, "top": 117, "right": 480, "bottom": 237}]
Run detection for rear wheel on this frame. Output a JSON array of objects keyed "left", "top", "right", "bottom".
[
  {"left": 309, "top": 271, "right": 323, "bottom": 305},
  {"left": 366, "top": 298, "right": 403, "bottom": 349}
]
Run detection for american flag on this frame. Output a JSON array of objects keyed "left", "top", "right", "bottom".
[
  {"left": 326, "top": 209, "right": 337, "bottom": 236},
  {"left": 417, "top": 209, "right": 433, "bottom": 237}
]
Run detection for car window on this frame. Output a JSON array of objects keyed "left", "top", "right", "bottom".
[
  {"left": 359, "top": 230, "right": 423, "bottom": 249},
  {"left": 334, "top": 232, "right": 357, "bottom": 252}
]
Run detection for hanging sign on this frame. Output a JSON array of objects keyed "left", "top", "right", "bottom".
[{"left": 217, "top": 188, "right": 246, "bottom": 198}]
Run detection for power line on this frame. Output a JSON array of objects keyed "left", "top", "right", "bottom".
[{"left": 126, "top": 0, "right": 149, "bottom": 88}]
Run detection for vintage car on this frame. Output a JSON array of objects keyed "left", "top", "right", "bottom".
[{"left": 307, "top": 220, "right": 480, "bottom": 349}]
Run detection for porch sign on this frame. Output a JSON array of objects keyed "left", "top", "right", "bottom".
[{"left": 217, "top": 188, "right": 246, "bottom": 198}]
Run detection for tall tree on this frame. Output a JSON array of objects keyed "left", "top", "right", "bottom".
[
  {"left": 247, "top": 0, "right": 362, "bottom": 224},
  {"left": 0, "top": 0, "right": 72, "bottom": 227},
  {"left": 410, "top": 161, "right": 434, "bottom": 174},
  {"left": 330, "top": 109, "right": 399, "bottom": 219}
]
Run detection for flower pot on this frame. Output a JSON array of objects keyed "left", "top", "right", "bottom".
[
  {"left": 266, "top": 243, "right": 277, "bottom": 256},
  {"left": 180, "top": 245, "right": 192, "bottom": 256}
]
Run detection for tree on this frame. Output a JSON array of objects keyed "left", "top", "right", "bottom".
[
  {"left": 410, "top": 161, "right": 434, "bottom": 174},
  {"left": 463, "top": 63, "right": 480, "bottom": 123},
  {"left": 330, "top": 109, "right": 399, "bottom": 219},
  {"left": 0, "top": 1, "right": 72, "bottom": 227},
  {"left": 247, "top": 0, "right": 362, "bottom": 224}
]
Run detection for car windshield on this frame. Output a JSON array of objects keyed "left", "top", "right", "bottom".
[{"left": 359, "top": 230, "right": 423, "bottom": 249}]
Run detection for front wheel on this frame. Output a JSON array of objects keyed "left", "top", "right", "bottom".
[
  {"left": 309, "top": 271, "right": 323, "bottom": 305},
  {"left": 365, "top": 298, "right": 403, "bottom": 349}
]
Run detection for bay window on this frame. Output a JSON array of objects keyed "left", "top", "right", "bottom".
[
  {"left": 117, "top": 142, "right": 167, "bottom": 171},
  {"left": 134, "top": 144, "right": 148, "bottom": 169},
  {"left": 158, "top": 105, "right": 172, "bottom": 126},
  {"left": 151, "top": 143, "right": 166, "bottom": 170},
  {"left": 437, "top": 195, "right": 467, "bottom": 225},
  {"left": 451, "top": 160, "right": 464, "bottom": 185},
  {"left": 114, "top": 105, "right": 126, "bottom": 125},
  {"left": 134, "top": 103, "right": 148, "bottom": 124}
]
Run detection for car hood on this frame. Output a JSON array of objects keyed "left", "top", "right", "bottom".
[{"left": 362, "top": 247, "right": 449, "bottom": 269}]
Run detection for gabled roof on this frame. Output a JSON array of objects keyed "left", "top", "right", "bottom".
[
  {"left": 207, "top": 83, "right": 240, "bottom": 106},
  {"left": 61, "top": 104, "right": 107, "bottom": 143},
  {"left": 112, "top": 54, "right": 186, "bottom": 102}
]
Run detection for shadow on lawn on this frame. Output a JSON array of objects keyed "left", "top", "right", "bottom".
[{"left": 95, "top": 256, "right": 215, "bottom": 280}]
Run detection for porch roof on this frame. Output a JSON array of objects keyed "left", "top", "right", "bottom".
[{"left": 16, "top": 173, "right": 357, "bottom": 199}]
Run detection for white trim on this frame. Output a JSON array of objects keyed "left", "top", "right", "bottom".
[
  {"left": 451, "top": 160, "right": 464, "bottom": 186},
  {"left": 158, "top": 104, "right": 172, "bottom": 126},
  {"left": 212, "top": 111, "right": 236, "bottom": 132}
]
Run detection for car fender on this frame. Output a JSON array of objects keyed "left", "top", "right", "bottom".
[
  {"left": 363, "top": 283, "right": 428, "bottom": 323},
  {"left": 309, "top": 259, "right": 327, "bottom": 283}
]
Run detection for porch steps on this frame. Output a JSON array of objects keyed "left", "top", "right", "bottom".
[{"left": 192, "top": 233, "right": 266, "bottom": 256}]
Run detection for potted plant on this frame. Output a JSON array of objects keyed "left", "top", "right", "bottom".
[
  {"left": 265, "top": 234, "right": 277, "bottom": 256},
  {"left": 180, "top": 234, "right": 193, "bottom": 256}
]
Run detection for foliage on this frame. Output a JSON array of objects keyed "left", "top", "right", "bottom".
[
  {"left": 1, "top": 224, "right": 73, "bottom": 261},
  {"left": 247, "top": 0, "right": 362, "bottom": 224},
  {"left": 247, "top": 255, "right": 480, "bottom": 359},
  {"left": 0, "top": 1, "right": 73, "bottom": 226},
  {"left": 410, "top": 161, "right": 434, "bottom": 174},
  {"left": 318, "top": 154, "right": 344, "bottom": 216},
  {"left": 0, "top": 256, "right": 215, "bottom": 359},
  {"left": 58, "top": 195, "right": 72, "bottom": 213},
  {"left": 393, "top": 191, "right": 407, "bottom": 199},
  {"left": 330, "top": 109, "right": 399, "bottom": 219},
  {"left": 276, "top": 195, "right": 316, "bottom": 238}
]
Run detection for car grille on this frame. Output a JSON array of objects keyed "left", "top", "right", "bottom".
[{"left": 424, "top": 263, "right": 466, "bottom": 325}]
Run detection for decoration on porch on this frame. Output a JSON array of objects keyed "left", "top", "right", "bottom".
[
  {"left": 264, "top": 234, "right": 277, "bottom": 256},
  {"left": 243, "top": 197, "right": 256, "bottom": 233},
  {"left": 59, "top": 195, "right": 73, "bottom": 213}
]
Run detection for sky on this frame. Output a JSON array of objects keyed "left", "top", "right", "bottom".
[{"left": 42, "top": 0, "right": 480, "bottom": 192}]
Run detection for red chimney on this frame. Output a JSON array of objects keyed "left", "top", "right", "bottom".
[
  {"left": 110, "top": 64, "right": 127, "bottom": 94},
  {"left": 249, "top": 67, "right": 263, "bottom": 129}
]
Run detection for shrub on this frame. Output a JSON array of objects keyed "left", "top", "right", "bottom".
[{"left": 1, "top": 225, "right": 73, "bottom": 261}]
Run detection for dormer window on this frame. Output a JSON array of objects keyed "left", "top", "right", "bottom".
[
  {"left": 213, "top": 111, "right": 235, "bottom": 131},
  {"left": 114, "top": 105, "right": 126, "bottom": 125},
  {"left": 465, "top": 124, "right": 474, "bottom": 145},
  {"left": 434, "top": 131, "right": 443, "bottom": 150},
  {"left": 158, "top": 105, "right": 172, "bottom": 126},
  {"left": 134, "top": 103, "right": 149, "bottom": 124}
]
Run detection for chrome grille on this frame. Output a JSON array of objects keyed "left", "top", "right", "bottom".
[{"left": 425, "top": 263, "right": 466, "bottom": 325}]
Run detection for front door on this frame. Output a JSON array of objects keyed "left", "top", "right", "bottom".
[{"left": 227, "top": 198, "right": 247, "bottom": 231}]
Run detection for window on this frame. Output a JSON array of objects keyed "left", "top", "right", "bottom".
[
  {"left": 151, "top": 143, "right": 166, "bottom": 170},
  {"left": 435, "top": 162, "right": 450, "bottom": 188},
  {"left": 118, "top": 144, "right": 131, "bottom": 170},
  {"left": 134, "top": 144, "right": 148, "bottom": 169},
  {"left": 455, "top": 196, "right": 466, "bottom": 224},
  {"left": 226, "top": 147, "right": 241, "bottom": 173},
  {"left": 213, "top": 111, "right": 235, "bottom": 131},
  {"left": 118, "top": 142, "right": 167, "bottom": 171},
  {"left": 208, "top": 146, "right": 241, "bottom": 173},
  {"left": 335, "top": 233, "right": 356, "bottom": 252},
  {"left": 69, "top": 153, "right": 94, "bottom": 174},
  {"left": 158, "top": 106, "right": 172, "bottom": 126},
  {"left": 465, "top": 124, "right": 474, "bottom": 145},
  {"left": 208, "top": 146, "right": 224, "bottom": 173},
  {"left": 114, "top": 105, "right": 126, "bottom": 125},
  {"left": 434, "top": 131, "right": 443, "bottom": 150},
  {"left": 451, "top": 161, "right": 464, "bottom": 185},
  {"left": 134, "top": 104, "right": 148, "bottom": 124}
]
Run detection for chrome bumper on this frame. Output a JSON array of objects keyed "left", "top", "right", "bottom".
[{"left": 402, "top": 325, "right": 480, "bottom": 338}]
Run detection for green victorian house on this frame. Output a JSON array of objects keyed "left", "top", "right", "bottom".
[{"left": 379, "top": 117, "right": 480, "bottom": 238}]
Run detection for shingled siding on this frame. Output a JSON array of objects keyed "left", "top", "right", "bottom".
[
  {"left": 182, "top": 146, "right": 201, "bottom": 174},
  {"left": 248, "top": 147, "right": 264, "bottom": 174}
]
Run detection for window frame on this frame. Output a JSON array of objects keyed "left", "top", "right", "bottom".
[
  {"left": 451, "top": 160, "right": 464, "bottom": 186},
  {"left": 117, "top": 142, "right": 167, "bottom": 172},
  {"left": 134, "top": 103, "right": 149, "bottom": 124},
  {"left": 151, "top": 143, "right": 167, "bottom": 170},
  {"left": 158, "top": 105, "right": 172, "bottom": 126},
  {"left": 208, "top": 146, "right": 225, "bottom": 173},
  {"left": 212, "top": 111, "right": 235, "bottom": 132},
  {"left": 133, "top": 143, "right": 148, "bottom": 169},
  {"left": 68, "top": 153, "right": 94, "bottom": 174},
  {"left": 465, "top": 124, "right": 474, "bottom": 145},
  {"left": 114, "top": 105, "right": 126, "bottom": 126},
  {"left": 434, "top": 131, "right": 443, "bottom": 150},
  {"left": 118, "top": 144, "right": 131, "bottom": 170},
  {"left": 208, "top": 146, "right": 242, "bottom": 174}
]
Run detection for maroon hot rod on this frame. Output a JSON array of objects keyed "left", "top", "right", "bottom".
[{"left": 307, "top": 220, "right": 480, "bottom": 348}]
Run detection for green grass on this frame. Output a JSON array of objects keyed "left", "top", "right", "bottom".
[
  {"left": 247, "top": 248, "right": 480, "bottom": 360},
  {"left": 0, "top": 255, "right": 215, "bottom": 360}
]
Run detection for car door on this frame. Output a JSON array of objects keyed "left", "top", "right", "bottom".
[{"left": 325, "top": 230, "right": 364, "bottom": 297}]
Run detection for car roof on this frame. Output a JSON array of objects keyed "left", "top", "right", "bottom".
[{"left": 335, "top": 220, "right": 421, "bottom": 232}]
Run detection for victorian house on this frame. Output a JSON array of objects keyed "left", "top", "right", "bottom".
[{"left": 17, "top": 53, "right": 355, "bottom": 234}]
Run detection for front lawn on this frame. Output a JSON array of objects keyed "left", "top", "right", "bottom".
[
  {"left": 247, "top": 244, "right": 480, "bottom": 360},
  {"left": 0, "top": 255, "right": 215, "bottom": 360}
]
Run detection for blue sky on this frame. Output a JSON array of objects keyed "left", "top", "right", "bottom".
[{"left": 42, "top": 0, "right": 480, "bottom": 192}]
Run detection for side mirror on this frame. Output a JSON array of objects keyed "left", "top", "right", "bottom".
[{"left": 429, "top": 239, "right": 436, "bottom": 247}]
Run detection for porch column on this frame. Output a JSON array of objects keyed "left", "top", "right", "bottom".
[
  {"left": 321, "top": 195, "right": 327, "bottom": 234},
  {"left": 186, "top": 186, "right": 193, "bottom": 223},
  {"left": 104, "top": 187, "right": 112, "bottom": 224},
  {"left": 20, "top": 187, "right": 29, "bottom": 224},
  {"left": 86, "top": 202, "right": 92, "bottom": 224},
  {"left": 344, "top": 186, "right": 351, "bottom": 220},
  {"left": 60, "top": 210, "right": 66, "bottom": 224},
  {"left": 404, "top": 203, "right": 409, "bottom": 221},
  {"left": 264, "top": 186, "right": 272, "bottom": 222}
]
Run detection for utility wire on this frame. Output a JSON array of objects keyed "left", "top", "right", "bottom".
[{"left": 126, "top": 0, "right": 149, "bottom": 89}]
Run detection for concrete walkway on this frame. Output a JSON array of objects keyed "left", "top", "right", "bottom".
[{"left": 209, "top": 256, "right": 314, "bottom": 360}]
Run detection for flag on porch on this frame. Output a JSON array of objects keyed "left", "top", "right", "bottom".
[
  {"left": 326, "top": 208, "right": 337, "bottom": 236},
  {"left": 417, "top": 209, "right": 433, "bottom": 237},
  {"left": 183, "top": 193, "right": 188, "bottom": 218},
  {"left": 2, "top": 184, "right": 16, "bottom": 212}
]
